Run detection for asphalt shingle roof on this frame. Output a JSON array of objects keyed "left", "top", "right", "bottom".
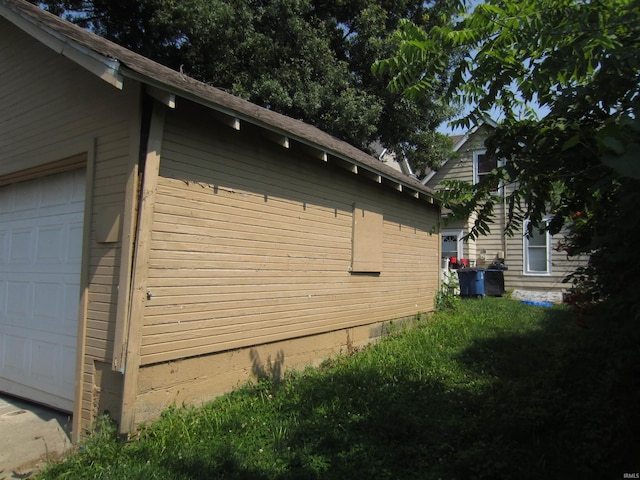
[{"left": 1, "top": 0, "right": 437, "bottom": 201}]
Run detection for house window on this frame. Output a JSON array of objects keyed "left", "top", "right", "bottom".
[
  {"left": 442, "top": 229, "right": 463, "bottom": 260},
  {"left": 351, "top": 203, "right": 383, "bottom": 273},
  {"left": 473, "top": 149, "right": 500, "bottom": 192},
  {"left": 523, "top": 220, "right": 551, "bottom": 275}
]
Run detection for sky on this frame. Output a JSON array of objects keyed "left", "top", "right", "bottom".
[{"left": 436, "top": 101, "right": 550, "bottom": 136}]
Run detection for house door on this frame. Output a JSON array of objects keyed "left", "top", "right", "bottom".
[
  {"left": 441, "top": 229, "right": 463, "bottom": 267},
  {"left": 0, "top": 169, "right": 85, "bottom": 412}
]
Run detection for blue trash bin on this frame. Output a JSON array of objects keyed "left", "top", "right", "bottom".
[{"left": 457, "top": 268, "right": 485, "bottom": 298}]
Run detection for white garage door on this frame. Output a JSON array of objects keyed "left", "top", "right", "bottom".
[{"left": 0, "top": 169, "right": 85, "bottom": 412}]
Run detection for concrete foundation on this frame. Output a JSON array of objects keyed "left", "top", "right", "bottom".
[{"left": 133, "top": 319, "right": 397, "bottom": 425}]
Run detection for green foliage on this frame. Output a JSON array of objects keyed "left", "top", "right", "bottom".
[
  {"left": 435, "top": 268, "right": 461, "bottom": 310},
  {"left": 37, "top": 299, "right": 640, "bottom": 479},
  {"left": 376, "top": 0, "right": 640, "bottom": 315},
  {"left": 33, "top": 0, "right": 460, "bottom": 171}
]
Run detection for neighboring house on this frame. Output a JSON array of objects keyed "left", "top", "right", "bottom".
[
  {"left": 0, "top": 0, "right": 440, "bottom": 440},
  {"left": 424, "top": 120, "right": 583, "bottom": 302},
  {"left": 371, "top": 142, "right": 416, "bottom": 178}
]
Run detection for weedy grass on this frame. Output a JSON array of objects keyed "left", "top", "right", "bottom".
[{"left": 37, "top": 297, "right": 639, "bottom": 479}]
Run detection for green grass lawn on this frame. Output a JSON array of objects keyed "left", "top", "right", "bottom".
[{"left": 38, "top": 297, "right": 639, "bottom": 479}]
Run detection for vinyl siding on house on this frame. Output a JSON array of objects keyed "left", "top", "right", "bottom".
[
  {"left": 503, "top": 229, "right": 583, "bottom": 292},
  {"left": 428, "top": 149, "right": 473, "bottom": 187},
  {"left": 0, "top": 18, "right": 139, "bottom": 432},
  {"left": 139, "top": 103, "right": 439, "bottom": 365},
  {"left": 472, "top": 201, "right": 507, "bottom": 268},
  {"left": 432, "top": 126, "right": 504, "bottom": 267},
  {"left": 428, "top": 123, "right": 584, "bottom": 296},
  {"left": 428, "top": 126, "right": 491, "bottom": 188}
]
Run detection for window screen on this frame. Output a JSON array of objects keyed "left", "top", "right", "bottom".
[{"left": 524, "top": 221, "right": 551, "bottom": 274}]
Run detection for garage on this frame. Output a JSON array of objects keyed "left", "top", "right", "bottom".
[
  {"left": 0, "top": 168, "right": 85, "bottom": 412},
  {"left": 1, "top": 0, "right": 442, "bottom": 438}
]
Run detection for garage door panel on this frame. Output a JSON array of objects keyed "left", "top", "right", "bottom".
[
  {"left": 0, "top": 195, "right": 9, "bottom": 215},
  {"left": 2, "top": 334, "right": 27, "bottom": 376},
  {"left": 63, "top": 283, "right": 80, "bottom": 324},
  {"left": 61, "top": 344, "right": 76, "bottom": 390},
  {"left": 0, "top": 230, "right": 7, "bottom": 261},
  {"left": 34, "top": 282, "right": 78, "bottom": 337},
  {"left": 5, "top": 281, "right": 32, "bottom": 322},
  {"left": 71, "top": 171, "right": 85, "bottom": 202},
  {"left": 31, "top": 340, "right": 57, "bottom": 381},
  {"left": 8, "top": 228, "right": 34, "bottom": 264},
  {"left": 35, "top": 225, "right": 65, "bottom": 263},
  {"left": 0, "top": 169, "right": 85, "bottom": 412},
  {"left": 1, "top": 336, "right": 73, "bottom": 402},
  {"left": 33, "top": 282, "right": 62, "bottom": 323},
  {"left": 40, "top": 174, "right": 71, "bottom": 207},
  {"left": 4, "top": 269, "right": 80, "bottom": 279},
  {"left": 11, "top": 182, "right": 38, "bottom": 212},
  {"left": 67, "top": 223, "right": 84, "bottom": 262}
]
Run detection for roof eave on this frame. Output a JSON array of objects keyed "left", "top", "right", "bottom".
[
  {"left": 122, "top": 68, "right": 438, "bottom": 205},
  {"left": 0, "top": 2, "right": 124, "bottom": 89},
  {"left": 1, "top": 0, "right": 438, "bottom": 205}
]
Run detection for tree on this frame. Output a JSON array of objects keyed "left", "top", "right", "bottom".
[
  {"left": 33, "top": 0, "right": 462, "bottom": 172},
  {"left": 375, "top": 0, "right": 640, "bottom": 314}
]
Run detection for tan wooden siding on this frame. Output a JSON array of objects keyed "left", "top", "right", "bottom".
[
  {"left": 495, "top": 182, "right": 582, "bottom": 292},
  {"left": 502, "top": 229, "right": 583, "bottom": 293},
  {"left": 427, "top": 127, "right": 490, "bottom": 187},
  {"left": 1, "top": 19, "right": 140, "bottom": 432},
  {"left": 351, "top": 204, "right": 383, "bottom": 273},
  {"left": 429, "top": 128, "right": 496, "bottom": 265},
  {"left": 426, "top": 123, "right": 587, "bottom": 294},
  {"left": 472, "top": 201, "right": 507, "bottom": 267},
  {"left": 428, "top": 149, "right": 473, "bottom": 186},
  {"left": 139, "top": 104, "right": 439, "bottom": 365}
]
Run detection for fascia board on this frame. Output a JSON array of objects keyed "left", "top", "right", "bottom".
[{"left": 0, "top": 3, "right": 123, "bottom": 89}]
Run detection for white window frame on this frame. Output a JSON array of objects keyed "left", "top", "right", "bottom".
[
  {"left": 473, "top": 149, "right": 503, "bottom": 194},
  {"left": 523, "top": 219, "right": 552, "bottom": 276},
  {"left": 442, "top": 229, "right": 463, "bottom": 263}
]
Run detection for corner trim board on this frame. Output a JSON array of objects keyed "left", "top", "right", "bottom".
[
  {"left": 119, "top": 101, "right": 166, "bottom": 434},
  {"left": 112, "top": 83, "right": 144, "bottom": 372},
  {"left": 71, "top": 140, "right": 96, "bottom": 443}
]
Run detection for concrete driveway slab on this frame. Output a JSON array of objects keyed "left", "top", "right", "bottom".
[{"left": 0, "top": 394, "right": 72, "bottom": 479}]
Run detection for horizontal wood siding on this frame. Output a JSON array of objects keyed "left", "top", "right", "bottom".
[
  {"left": 472, "top": 201, "right": 507, "bottom": 267},
  {"left": 140, "top": 103, "right": 439, "bottom": 365},
  {"left": 428, "top": 148, "right": 473, "bottom": 187},
  {"left": 427, "top": 124, "right": 587, "bottom": 294},
  {"left": 430, "top": 127, "right": 498, "bottom": 264},
  {"left": 1, "top": 19, "right": 139, "bottom": 431},
  {"left": 427, "top": 126, "right": 489, "bottom": 187},
  {"left": 503, "top": 229, "right": 584, "bottom": 293}
]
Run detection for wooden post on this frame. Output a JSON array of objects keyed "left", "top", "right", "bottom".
[
  {"left": 71, "top": 141, "right": 96, "bottom": 443},
  {"left": 112, "top": 95, "right": 143, "bottom": 373},
  {"left": 119, "top": 101, "right": 165, "bottom": 435}
]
